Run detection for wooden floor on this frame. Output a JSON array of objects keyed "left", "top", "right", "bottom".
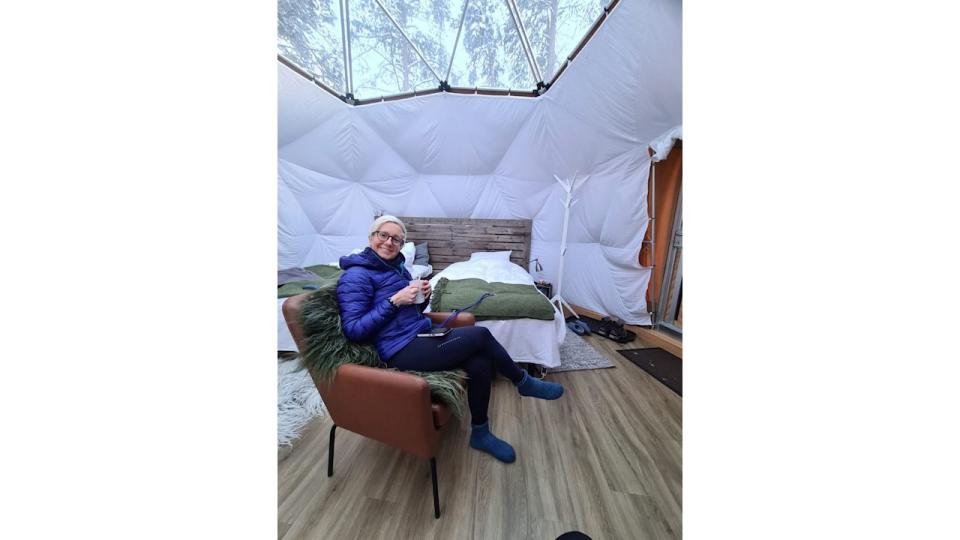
[{"left": 278, "top": 333, "right": 682, "bottom": 540}]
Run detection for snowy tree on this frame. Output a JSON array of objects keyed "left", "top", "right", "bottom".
[
  {"left": 277, "top": 0, "right": 607, "bottom": 97},
  {"left": 350, "top": 0, "right": 449, "bottom": 96},
  {"left": 462, "top": 0, "right": 507, "bottom": 87},
  {"left": 278, "top": 0, "right": 345, "bottom": 90},
  {"left": 512, "top": 0, "right": 559, "bottom": 85},
  {"left": 509, "top": 0, "right": 608, "bottom": 86}
]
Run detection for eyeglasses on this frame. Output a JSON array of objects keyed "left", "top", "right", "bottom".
[{"left": 373, "top": 230, "right": 405, "bottom": 246}]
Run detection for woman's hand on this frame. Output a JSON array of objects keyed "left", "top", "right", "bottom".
[
  {"left": 421, "top": 280, "right": 431, "bottom": 300},
  {"left": 390, "top": 284, "right": 420, "bottom": 306}
]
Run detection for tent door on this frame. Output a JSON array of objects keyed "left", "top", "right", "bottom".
[{"left": 657, "top": 193, "right": 682, "bottom": 334}]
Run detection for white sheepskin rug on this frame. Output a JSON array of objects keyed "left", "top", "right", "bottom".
[{"left": 278, "top": 356, "right": 326, "bottom": 447}]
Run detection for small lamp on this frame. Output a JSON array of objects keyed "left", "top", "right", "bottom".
[{"left": 530, "top": 258, "right": 545, "bottom": 285}]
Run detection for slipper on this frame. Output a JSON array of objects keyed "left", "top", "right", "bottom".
[
  {"left": 566, "top": 320, "right": 591, "bottom": 336},
  {"left": 576, "top": 320, "right": 592, "bottom": 335}
]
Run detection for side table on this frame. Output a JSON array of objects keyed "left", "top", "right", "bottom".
[{"left": 535, "top": 281, "right": 552, "bottom": 298}]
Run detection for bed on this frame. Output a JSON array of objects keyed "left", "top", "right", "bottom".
[
  {"left": 278, "top": 217, "right": 565, "bottom": 368},
  {"left": 425, "top": 254, "right": 565, "bottom": 368}
]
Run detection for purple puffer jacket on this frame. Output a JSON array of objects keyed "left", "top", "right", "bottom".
[{"left": 336, "top": 247, "right": 431, "bottom": 360}]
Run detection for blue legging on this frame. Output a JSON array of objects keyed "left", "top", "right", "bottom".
[{"left": 388, "top": 326, "right": 525, "bottom": 426}]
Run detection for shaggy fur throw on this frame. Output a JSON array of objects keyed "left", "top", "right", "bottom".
[
  {"left": 278, "top": 356, "right": 326, "bottom": 447},
  {"left": 298, "top": 285, "right": 467, "bottom": 419}
]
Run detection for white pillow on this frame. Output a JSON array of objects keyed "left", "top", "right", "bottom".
[
  {"left": 469, "top": 250, "right": 512, "bottom": 262},
  {"left": 401, "top": 242, "right": 416, "bottom": 271}
]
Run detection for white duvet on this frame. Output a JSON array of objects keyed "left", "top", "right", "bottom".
[{"left": 427, "top": 258, "right": 534, "bottom": 288}]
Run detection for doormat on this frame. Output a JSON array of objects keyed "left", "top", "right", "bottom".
[{"left": 616, "top": 347, "right": 682, "bottom": 396}]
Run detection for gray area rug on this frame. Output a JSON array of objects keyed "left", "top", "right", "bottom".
[{"left": 552, "top": 328, "right": 616, "bottom": 373}]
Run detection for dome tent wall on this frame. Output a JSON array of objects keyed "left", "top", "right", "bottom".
[{"left": 277, "top": 0, "right": 681, "bottom": 325}]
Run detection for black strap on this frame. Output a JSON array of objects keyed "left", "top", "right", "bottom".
[{"left": 437, "top": 292, "right": 495, "bottom": 328}]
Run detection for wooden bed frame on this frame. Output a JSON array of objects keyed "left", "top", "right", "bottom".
[{"left": 397, "top": 217, "right": 532, "bottom": 273}]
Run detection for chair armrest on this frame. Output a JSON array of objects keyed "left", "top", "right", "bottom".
[
  {"left": 426, "top": 311, "right": 476, "bottom": 328},
  {"left": 322, "top": 364, "right": 441, "bottom": 459}
]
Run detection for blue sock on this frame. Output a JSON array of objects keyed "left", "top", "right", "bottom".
[
  {"left": 516, "top": 371, "right": 564, "bottom": 400},
  {"left": 469, "top": 422, "right": 516, "bottom": 463}
]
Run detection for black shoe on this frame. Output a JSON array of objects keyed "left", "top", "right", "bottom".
[
  {"left": 526, "top": 363, "right": 547, "bottom": 380},
  {"left": 607, "top": 318, "right": 634, "bottom": 343},
  {"left": 596, "top": 317, "right": 613, "bottom": 338}
]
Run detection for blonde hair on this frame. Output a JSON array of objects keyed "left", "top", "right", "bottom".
[{"left": 369, "top": 215, "right": 407, "bottom": 239}]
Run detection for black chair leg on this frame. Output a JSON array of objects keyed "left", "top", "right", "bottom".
[
  {"left": 430, "top": 457, "right": 440, "bottom": 519},
  {"left": 328, "top": 424, "right": 337, "bottom": 477}
]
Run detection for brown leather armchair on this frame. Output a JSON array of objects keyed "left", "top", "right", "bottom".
[{"left": 282, "top": 293, "right": 475, "bottom": 519}]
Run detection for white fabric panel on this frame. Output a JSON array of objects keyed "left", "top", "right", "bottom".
[
  {"left": 401, "top": 177, "right": 447, "bottom": 216},
  {"left": 547, "top": 0, "right": 682, "bottom": 147},
  {"left": 277, "top": 170, "right": 318, "bottom": 269},
  {"left": 497, "top": 175, "right": 554, "bottom": 218},
  {"left": 354, "top": 93, "right": 537, "bottom": 174},
  {"left": 468, "top": 175, "right": 516, "bottom": 217},
  {"left": 278, "top": 63, "right": 345, "bottom": 147},
  {"left": 277, "top": 0, "right": 681, "bottom": 326},
  {"left": 279, "top": 109, "right": 417, "bottom": 182},
  {"left": 418, "top": 175, "right": 493, "bottom": 217},
  {"left": 278, "top": 160, "right": 374, "bottom": 234}
]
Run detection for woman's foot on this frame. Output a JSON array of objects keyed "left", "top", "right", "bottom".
[
  {"left": 469, "top": 422, "right": 516, "bottom": 463},
  {"left": 516, "top": 371, "right": 564, "bottom": 400}
]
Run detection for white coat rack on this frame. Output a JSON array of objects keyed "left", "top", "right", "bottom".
[{"left": 551, "top": 172, "right": 590, "bottom": 318}]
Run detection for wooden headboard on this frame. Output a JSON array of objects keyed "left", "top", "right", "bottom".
[{"left": 398, "top": 217, "right": 532, "bottom": 273}]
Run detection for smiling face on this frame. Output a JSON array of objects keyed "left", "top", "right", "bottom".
[{"left": 370, "top": 221, "right": 405, "bottom": 260}]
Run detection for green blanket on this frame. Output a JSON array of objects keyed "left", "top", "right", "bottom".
[
  {"left": 278, "top": 265, "right": 343, "bottom": 298},
  {"left": 430, "top": 278, "right": 555, "bottom": 321}
]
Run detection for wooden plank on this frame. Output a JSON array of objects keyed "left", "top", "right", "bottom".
[
  {"left": 404, "top": 216, "right": 528, "bottom": 224},
  {"left": 426, "top": 242, "right": 526, "bottom": 252},
  {"left": 406, "top": 229, "right": 530, "bottom": 237}
]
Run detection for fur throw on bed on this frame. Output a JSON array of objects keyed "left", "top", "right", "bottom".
[{"left": 298, "top": 285, "right": 467, "bottom": 419}]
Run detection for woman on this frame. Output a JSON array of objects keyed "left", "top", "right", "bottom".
[{"left": 336, "top": 215, "right": 564, "bottom": 463}]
